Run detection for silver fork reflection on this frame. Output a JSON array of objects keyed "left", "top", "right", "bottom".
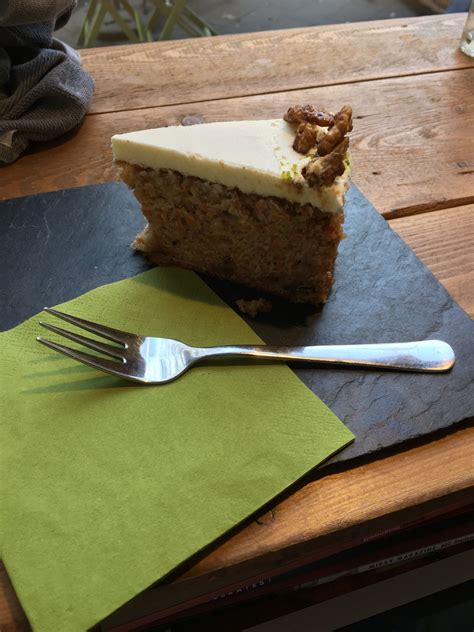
[{"left": 36, "top": 308, "right": 456, "bottom": 384}]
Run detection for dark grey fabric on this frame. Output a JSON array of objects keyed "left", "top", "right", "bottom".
[{"left": 0, "top": 0, "right": 94, "bottom": 164}]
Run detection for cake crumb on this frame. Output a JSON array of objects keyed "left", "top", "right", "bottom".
[{"left": 236, "top": 298, "right": 273, "bottom": 318}]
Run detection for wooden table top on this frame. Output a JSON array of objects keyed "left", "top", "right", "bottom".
[{"left": 1, "top": 13, "right": 473, "bottom": 631}]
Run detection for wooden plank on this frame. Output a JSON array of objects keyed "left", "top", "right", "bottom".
[
  {"left": 0, "top": 563, "right": 29, "bottom": 632},
  {"left": 2, "top": 108, "right": 472, "bottom": 632},
  {"left": 80, "top": 15, "right": 472, "bottom": 114},
  {"left": 1, "top": 16, "right": 472, "bottom": 630},
  {"left": 2, "top": 69, "right": 473, "bottom": 218},
  {"left": 101, "top": 426, "right": 474, "bottom": 629},
  {"left": 2, "top": 427, "right": 473, "bottom": 631},
  {"left": 188, "top": 427, "right": 474, "bottom": 577},
  {"left": 389, "top": 206, "right": 474, "bottom": 317}
]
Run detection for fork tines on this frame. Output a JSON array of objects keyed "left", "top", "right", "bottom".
[{"left": 37, "top": 307, "right": 130, "bottom": 377}]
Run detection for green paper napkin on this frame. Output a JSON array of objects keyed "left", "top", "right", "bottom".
[{"left": 0, "top": 268, "right": 353, "bottom": 631}]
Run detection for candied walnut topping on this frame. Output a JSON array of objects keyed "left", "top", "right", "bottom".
[
  {"left": 285, "top": 103, "right": 353, "bottom": 188},
  {"left": 316, "top": 105, "right": 353, "bottom": 156},
  {"left": 293, "top": 122, "right": 319, "bottom": 154},
  {"left": 284, "top": 105, "right": 335, "bottom": 127},
  {"left": 303, "top": 138, "right": 349, "bottom": 188}
]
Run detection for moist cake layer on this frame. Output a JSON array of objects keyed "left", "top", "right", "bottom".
[
  {"left": 112, "top": 119, "right": 350, "bottom": 214},
  {"left": 117, "top": 162, "right": 344, "bottom": 304}
]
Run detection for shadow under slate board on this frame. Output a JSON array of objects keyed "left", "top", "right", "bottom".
[{"left": 0, "top": 183, "right": 473, "bottom": 464}]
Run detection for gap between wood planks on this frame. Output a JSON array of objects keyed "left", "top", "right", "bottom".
[
  {"left": 85, "top": 65, "right": 471, "bottom": 119},
  {"left": 384, "top": 195, "right": 474, "bottom": 219}
]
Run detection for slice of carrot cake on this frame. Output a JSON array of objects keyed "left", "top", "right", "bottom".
[{"left": 112, "top": 105, "right": 352, "bottom": 304}]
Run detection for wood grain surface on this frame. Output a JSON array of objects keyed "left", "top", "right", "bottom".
[
  {"left": 102, "top": 426, "right": 474, "bottom": 629},
  {"left": 79, "top": 15, "right": 471, "bottom": 114},
  {"left": 2, "top": 426, "right": 473, "bottom": 632},
  {"left": 1, "top": 14, "right": 473, "bottom": 632},
  {"left": 2, "top": 69, "right": 473, "bottom": 216},
  {"left": 186, "top": 430, "right": 474, "bottom": 577},
  {"left": 0, "top": 565, "right": 30, "bottom": 632}
]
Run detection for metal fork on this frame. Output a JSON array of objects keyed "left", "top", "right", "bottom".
[{"left": 36, "top": 308, "right": 456, "bottom": 384}]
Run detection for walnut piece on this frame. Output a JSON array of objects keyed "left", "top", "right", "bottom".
[
  {"left": 284, "top": 103, "right": 352, "bottom": 187},
  {"left": 316, "top": 105, "right": 353, "bottom": 157},
  {"left": 284, "top": 105, "right": 335, "bottom": 128},
  {"left": 293, "top": 122, "right": 319, "bottom": 154},
  {"left": 303, "top": 138, "right": 349, "bottom": 188}
]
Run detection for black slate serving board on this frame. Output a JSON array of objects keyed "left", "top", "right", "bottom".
[{"left": 1, "top": 183, "right": 473, "bottom": 464}]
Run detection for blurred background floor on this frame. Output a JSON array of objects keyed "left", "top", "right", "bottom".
[{"left": 57, "top": 0, "right": 447, "bottom": 48}]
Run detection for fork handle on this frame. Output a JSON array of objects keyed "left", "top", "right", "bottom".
[{"left": 199, "top": 340, "right": 455, "bottom": 373}]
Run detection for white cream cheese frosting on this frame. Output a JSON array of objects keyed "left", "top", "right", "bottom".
[{"left": 112, "top": 119, "right": 350, "bottom": 214}]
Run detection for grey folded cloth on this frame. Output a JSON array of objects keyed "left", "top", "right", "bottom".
[{"left": 0, "top": 0, "right": 94, "bottom": 164}]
